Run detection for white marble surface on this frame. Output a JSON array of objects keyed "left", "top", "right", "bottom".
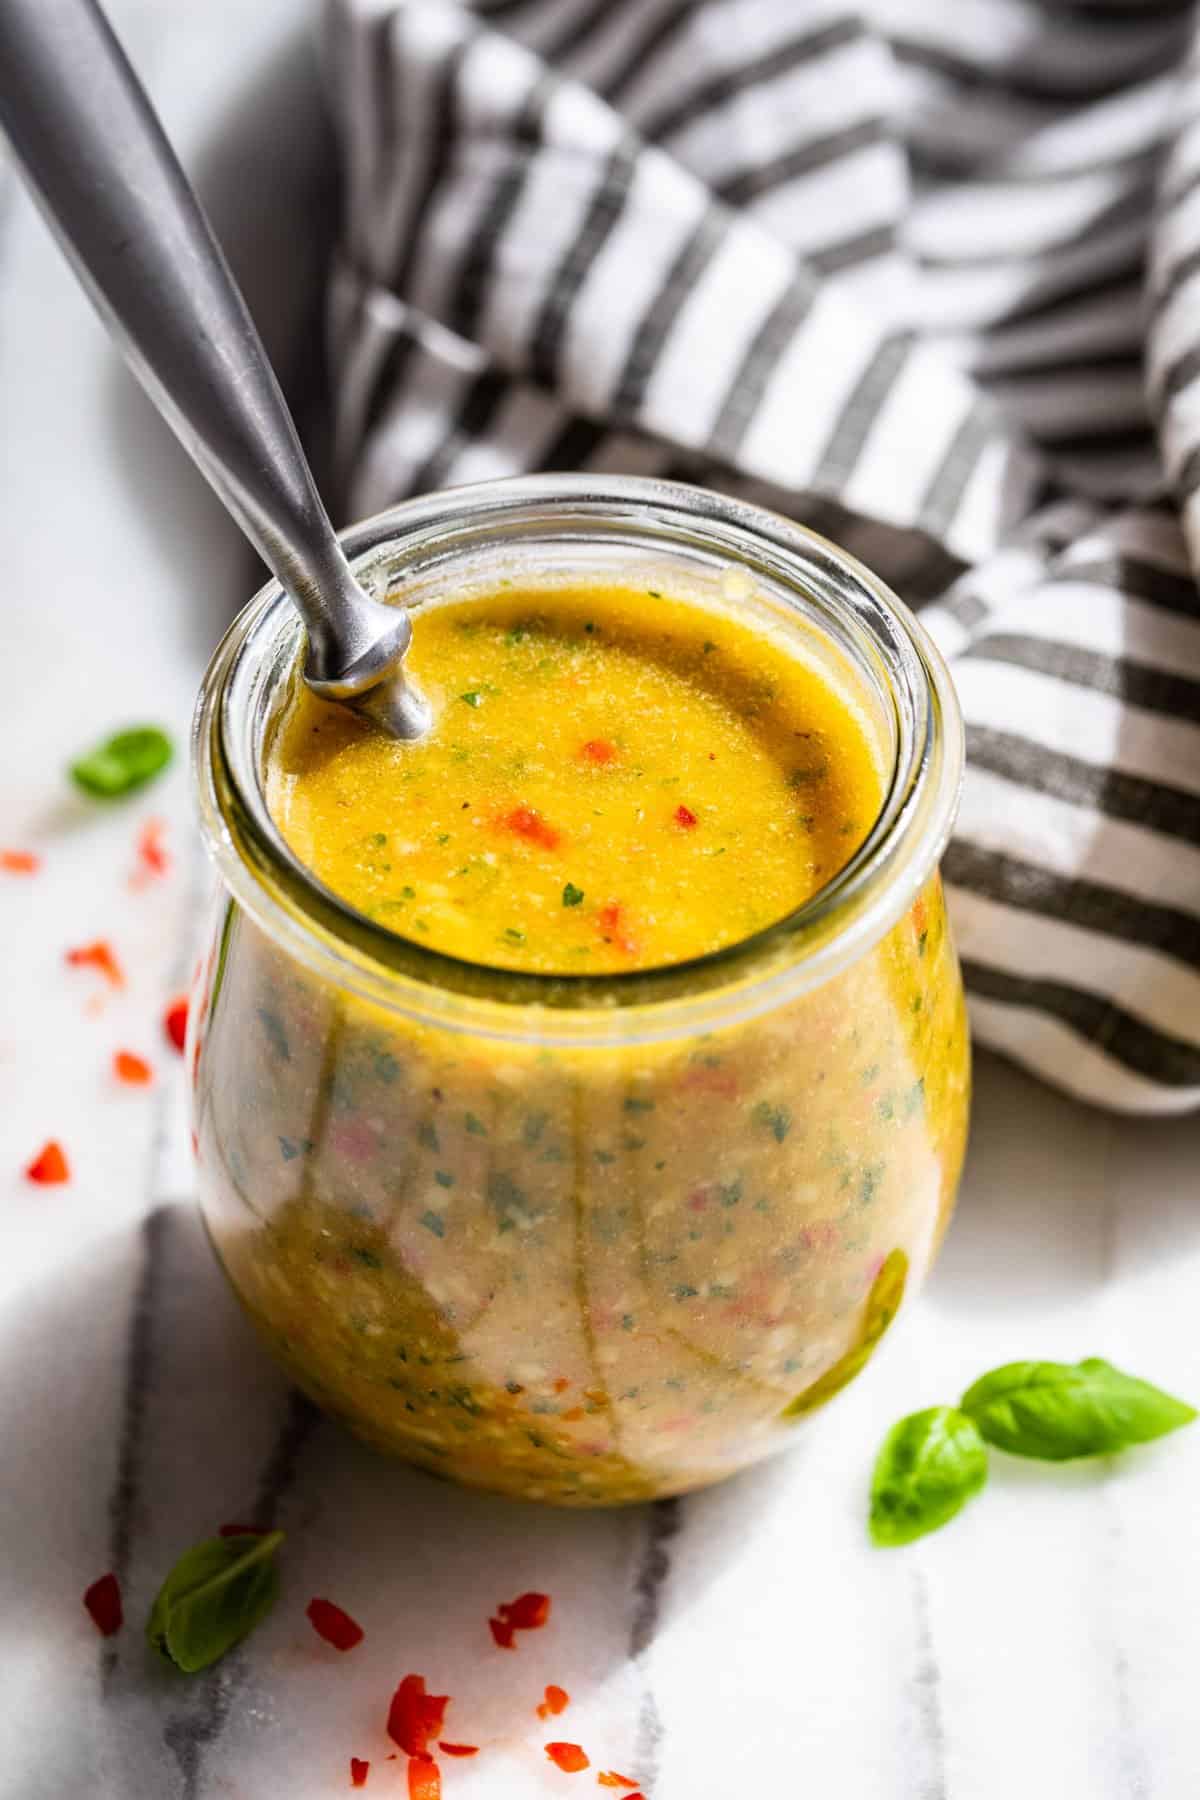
[{"left": 1, "top": 6, "right": 1199, "bottom": 1796}]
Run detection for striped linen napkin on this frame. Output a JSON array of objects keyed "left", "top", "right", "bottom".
[{"left": 324, "top": 0, "right": 1200, "bottom": 1115}]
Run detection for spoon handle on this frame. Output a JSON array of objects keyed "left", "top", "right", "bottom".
[{"left": 0, "top": 0, "right": 409, "bottom": 692}]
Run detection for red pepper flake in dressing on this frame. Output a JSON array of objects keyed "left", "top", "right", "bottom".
[
  {"left": 388, "top": 1675, "right": 449, "bottom": 1757},
  {"left": 114, "top": 1050, "right": 153, "bottom": 1086},
  {"left": 306, "top": 1596, "right": 364, "bottom": 1651},
  {"left": 498, "top": 1591, "right": 551, "bottom": 1630},
  {"left": 488, "top": 1615, "right": 516, "bottom": 1649},
  {"left": 545, "top": 1743, "right": 589, "bottom": 1774},
  {"left": 350, "top": 1758, "right": 370, "bottom": 1788},
  {"left": 674, "top": 804, "right": 698, "bottom": 828},
  {"left": 500, "top": 805, "right": 562, "bottom": 850},
  {"left": 597, "top": 1776, "right": 639, "bottom": 1790},
  {"left": 164, "top": 996, "right": 189, "bottom": 1053},
  {"left": 83, "top": 1572, "right": 123, "bottom": 1636},
  {"left": 580, "top": 739, "right": 617, "bottom": 765},
  {"left": 597, "top": 903, "right": 638, "bottom": 957},
  {"left": 537, "top": 1684, "right": 569, "bottom": 1719},
  {"left": 26, "top": 1140, "right": 70, "bottom": 1185},
  {"left": 407, "top": 1756, "right": 441, "bottom": 1800},
  {"left": 66, "top": 940, "right": 124, "bottom": 987},
  {"left": 437, "top": 1744, "right": 479, "bottom": 1757},
  {"left": 132, "top": 817, "right": 170, "bottom": 884},
  {"left": 1, "top": 849, "right": 39, "bottom": 873}
]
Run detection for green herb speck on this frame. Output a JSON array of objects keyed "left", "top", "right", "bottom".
[
  {"left": 465, "top": 1112, "right": 488, "bottom": 1136},
  {"left": 460, "top": 691, "right": 483, "bottom": 707},
  {"left": 434, "top": 1170, "right": 455, "bottom": 1189},
  {"left": 420, "top": 1210, "right": 446, "bottom": 1238},
  {"left": 562, "top": 882, "right": 585, "bottom": 907}
]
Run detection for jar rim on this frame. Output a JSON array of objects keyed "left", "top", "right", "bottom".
[{"left": 192, "top": 475, "right": 963, "bottom": 1045}]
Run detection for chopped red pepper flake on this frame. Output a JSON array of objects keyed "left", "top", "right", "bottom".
[
  {"left": 580, "top": 739, "right": 617, "bottom": 765},
  {"left": 164, "top": 996, "right": 189, "bottom": 1053},
  {"left": 537, "top": 1684, "right": 570, "bottom": 1719},
  {"left": 545, "top": 1743, "right": 590, "bottom": 1774},
  {"left": 218, "top": 1522, "right": 268, "bottom": 1537},
  {"left": 26, "top": 1140, "right": 70, "bottom": 1185},
  {"left": 437, "top": 1744, "right": 479, "bottom": 1757},
  {"left": 65, "top": 939, "right": 124, "bottom": 987},
  {"left": 387, "top": 1675, "right": 449, "bottom": 1757},
  {"left": 488, "top": 1615, "right": 516, "bottom": 1649},
  {"left": 1, "top": 848, "right": 39, "bottom": 873},
  {"left": 500, "top": 805, "right": 561, "bottom": 850},
  {"left": 83, "top": 1572, "right": 123, "bottom": 1636},
  {"left": 306, "top": 1596, "right": 364, "bottom": 1651},
  {"left": 498, "top": 1591, "right": 551, "bottom": 1630},
  {"left": 596, "top": 1776, "right": 638, "bottom": 1790},
  {"left": 674, "top": 804, "right": 698, "bottom": 828},
  {"left": 407, "top": 1756, "right": 440, "bottom": 1800},
  {"left": 350, "top": 1758, "right": 370, "bottom": 1788},
  {"left": 114, "top": 1050, "right": 153, "bottom": 1086},
  {"left": 133, "top": 817, "right": 170, "bottom": 882},
  {"left": 597, "top": 902, "right": 638, "bottom": 956}
]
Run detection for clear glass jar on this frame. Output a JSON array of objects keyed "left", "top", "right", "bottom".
[{"left": 191, "top": 475, "right": 969, "bottom": 1506}]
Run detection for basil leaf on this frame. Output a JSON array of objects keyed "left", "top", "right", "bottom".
[
  {"left": 71, "top": 726, "right": 173, "bottom": 798},
  {"left": 146, "top": 1530, "right": 284, "bottom": 1673},
  {"left": 960, "top": 1358, "right": 1196, "bottom": 1461},
  {"left": 869, "top": 1406, "right": 988, "bottom": 1547}
]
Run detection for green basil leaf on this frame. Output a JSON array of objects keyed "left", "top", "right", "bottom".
[
  {"left": 960, "top": 1358, "right": 1196, "bottom": 1461},
  {"left": 146, "top": 1530, "right": 284, "bottom": 1673},
  {"left": 71, "top": 726, "right": 173, "bottom": 798},
  {"left": 869, "top": 1406, "right": 988, "bottom": 1547}
]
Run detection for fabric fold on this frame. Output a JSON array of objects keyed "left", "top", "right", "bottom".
[{"left": 324, "top": 0, "right": 1200, "bottom": 1113}]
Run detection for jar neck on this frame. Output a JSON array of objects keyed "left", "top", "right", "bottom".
[{"left": 194, "top": 476, "right": 962, "bottom": 1045}]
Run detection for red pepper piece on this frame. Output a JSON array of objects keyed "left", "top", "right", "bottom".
[
  {"left": 114, "top": 1050, "right": 153, "bottom": 1086},
  {"left": 597, "top": 902, "right": 638, "bottom": 957},
  {"left": 83, "top": 1572, "right": 123, "bottom": 1636},
  {"left": 387, "top": 1675, "right": 449, "bottom": 1757},
  {"left": 501, "top": 805, "right": 562, "bottom": 850},
  {"left": 0, "top": 849, "right": 39, "bottom": 873},
  {"left": 350, "top": 1758, "right": 369, "bottom": 1788},
  {"left": 488, "top": 1615, "right": 516, "bottom": 1649},
  {"left": 498, "top": 1591, "right": 551, "bottom": 1630},
  {"left": 580, "top": 739, "right": 617, "bottom": 765},
  {"left": 537, "top": 1684, "right": 569, "bottom": 1719},
  {"left": 596, "top": 1776, "right": 638, "bottom": 1790},
  {"left": 545, "top": 1743, "right": 589, "bottom": 1773},
  {"left": 437, "top": 1744, "right": 479, "bottom": 1757},
  {"left": 26, "top": 1140, "right": 70, "bottom": 1185},
  {"left": 164, "top": 996, "right": 189, "bottom": 1053},
  {"left": 306, "top": 1597, "right": 364, "bottom": 1651},
  {"left": 217, "top": 1522, "right": 268, "bottom": 1537},
  {"left": 65, "top": 940, "right": 124, "bottom": 987},
  {"left": 135, "top": 817, "right": 170, "bottom": 879},
  {"left": 674, "top": 804, "right": 698, "bottom": 828},
  {"left": 407, "top": 1756, "right": 440, "bottom": 1800}
]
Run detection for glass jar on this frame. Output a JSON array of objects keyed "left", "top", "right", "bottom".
[{"left": 191, "top": 475, "right": 969, "bottom": 1507}]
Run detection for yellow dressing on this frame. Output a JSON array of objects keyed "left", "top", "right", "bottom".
[{"left": 268, "top": 583, "right": 884, "bottom": 972}]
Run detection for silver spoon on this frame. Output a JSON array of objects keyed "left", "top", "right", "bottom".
[{"left": 0, "top": 0, "right": 430, "bottom": 740}]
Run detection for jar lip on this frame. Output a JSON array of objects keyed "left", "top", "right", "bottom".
[{"left": 193, "top": 475, "right": 963, "bottom": 1041}]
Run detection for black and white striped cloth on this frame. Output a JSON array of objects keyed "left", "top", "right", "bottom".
[{"left": 323, "top": 0, "right": 1200, "bottom": 1115}]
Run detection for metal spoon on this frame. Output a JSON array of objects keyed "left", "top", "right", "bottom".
[{"left": 0, "top": 0, "right": 430, "bottom": 740}]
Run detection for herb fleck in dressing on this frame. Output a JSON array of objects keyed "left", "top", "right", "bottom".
[{"left": 195, "top": 579, "right": 970, "bottom": 1505}]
